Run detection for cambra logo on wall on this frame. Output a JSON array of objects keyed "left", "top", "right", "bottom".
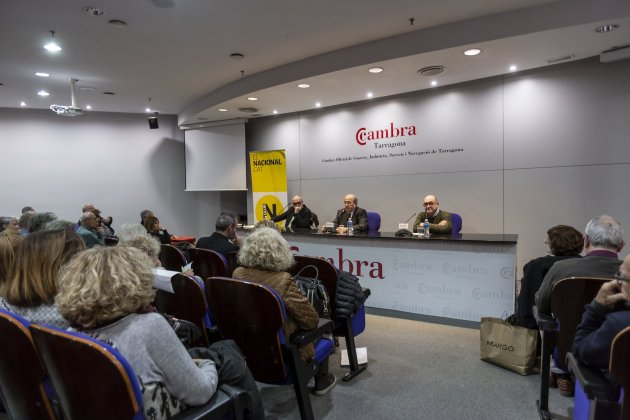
[{"left": 355, "top": 122, "right": 417, "bottom": 147}]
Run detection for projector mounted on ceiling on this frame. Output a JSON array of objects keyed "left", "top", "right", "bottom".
[{"left": 50, "top": 78, "right": 83, "bottom": 116}]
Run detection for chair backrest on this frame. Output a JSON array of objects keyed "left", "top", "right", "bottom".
[
  {"left": 205, "top": 277, "right": 288, "bottom": 384},
  {"left": 159, "top": 244, "right": 186, "bottom": 271},
  {"left": 29, "top": 323, "right": 143, "bottom": 420},
  {"left": 188, "top": 248, "right": 228, "bottom": 280},
  {"left": 0, "top": 308, "right": 57, "bottom": 420},
  {"left": 153, "top": 273, "right": 211, "bottom": 344},
  {"left": 366, "top": 211, "right": 381, "bottom": 232},
  {"left": 289, "top": 255, "right": 339, "bottom": 317},
  {"left": 450, "top": 212, "right": 462, "bottom": 234},
  {"left": 550, "top": 277, "right": 610, "bottom": 370},
  {"left": 610, "top": 326, "right": 630, "bottom": 418},
  {"left": 226, "top": 250, "right": 239, "bottom": 277}
]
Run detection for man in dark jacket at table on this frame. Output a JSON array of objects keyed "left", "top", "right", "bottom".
[
  {"left": 329, "top": 194, "right": 368, "bottom": 234},
  {"left": 272, "top": 195, "right": 319, "bottom": 230}
]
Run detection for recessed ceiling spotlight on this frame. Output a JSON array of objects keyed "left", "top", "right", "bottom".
[
  {"left": 463, "top": 48, "right": 482, "bottom": 56},
  {"left": 509, "top": 65, "right": 518, "bottom": 72},
  {"left": 368, "top": 67, "right": 384, "bottom": 73},
  {"left": 247, "top": 97, "right": 258, "bottom": 101},
  {"left": 315, "top": 102, "right": 321, "bottom": 108},
  {"left": 366, "top": 92, "right": 373, "bottom": 98},
  {"left": 145, "top": 107, "right": 151, "bottom": 113},
  {"left": 35, "top": 72, "right": 50, "bottom": 77},
  {"left": 44, "top": 30, "right": 61, "bottom": 52},
  {"left": 230, "top": 53, "right": 244, "bottom": 60},
  {"left": 82, "top": 6, "right": 105, "bottom": 16},
  {"left": 431, "top": 81, "right": 437, "bottom": 86},
  {"left": 20, "top": 101, "right": 26, "bottom": 107},
  {"left": 218, "top": 108, "right": 228, "bottom": 112},
  {"left": 273, "top": 110, "right": 278, "bottom": 114},
  {"left": 86, "top": 105, "right": 92, "bottom": 110},
  {"left": 595, "top": 24, "right": 619, "bottom": 33},
  {"left": 37, "top": 90, "right": 50, "bottom": 97},
  {"left": 297, "top": 83, "right": 310, "bottom": 88},
  {"left": 108, "top": 19, "right": 127, "bottom": 28}
]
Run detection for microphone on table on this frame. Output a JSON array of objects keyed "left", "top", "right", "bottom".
[{"left": 395, "top": 212, "right": 416, "bottom": 238}]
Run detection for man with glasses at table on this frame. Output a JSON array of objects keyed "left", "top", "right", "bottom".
[
  {"left": 572, "top": 253, "right": 630, "bottom": 369},
  {"left": 412, "top": 194, "right": 453, "bottom": 234},
  {"left": 272, "top": 195, "right": 319, "bottom": 230}
]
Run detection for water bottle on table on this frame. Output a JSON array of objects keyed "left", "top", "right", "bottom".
[
  {"left": 347, "top": 219, "right": 354, "bottom": 236},
  {"left": 423, "top": 218, "right": 430, "bottom": 238}
]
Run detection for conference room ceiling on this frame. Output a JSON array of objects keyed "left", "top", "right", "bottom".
[{"left": 1, "top": 0, "right": 629, "bottom": 126}]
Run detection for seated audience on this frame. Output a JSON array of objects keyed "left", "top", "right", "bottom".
[
  {"left": 413, "top": 194, "right": 452, "bottom": 234},
  {"left": 56, "top": 246, "right": 218, "bottom": 418},
  {"left": 92, "top": 208, "right": 115, "bottom": 237},
  {"left": 43, "top": 219, "right": 77, "bottom": 232},
  {"left": 0, "top": 216, "right": 22, "bottom": 248},
  {"left": 28, "top": 211, "right": 57, "bottom": 233},
  {"left": 197, "top": 212, "right": 242, "bottom": 259},
  {"left": 330, "top": 194, "right": 368, "bottom": 234},
  {"left": 77, "top": 212, "right": 105, "bottom": 248},
  {"left": 143, "top": 215, "right": 172, "bottom": 245},
  {"left": 0, "top": 229, "right": 85, "bottom": 328},
  {"left": 140, "top": 209, "right": 154, "bottom": 225},
  {"left": 21, "top": 206, "right": 35, "bottom": 214},
  {"left": 272, "top": 195, "right": 319, "bottom": 229},
  {"left": 572, "top": 253, "right": 630, "bottom": 370},
  {"left": 536, "top": 215, "right": 624, "bottom": 316},
  {"left": 118, "top": 223, "right": 150, "bottom": 242},
  {"left": 18, "top": 211, "right": 33, "bottom": 236},
  {"left": 232, "top": 227, "right": 336, "bottom": 395},
  {"left": 254, "top": 219, "right": 281, "bottom": 231},
  {"left": 513, "top": 225, "right": 583, "bottom": 329},
  {"left": 0, "top": 237, "right": 16, "bottom": 285}
]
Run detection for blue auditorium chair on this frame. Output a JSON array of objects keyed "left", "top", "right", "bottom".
[
  {"left": 29, "top": 323, "right": 247, "bottom": 420},
  {"left": 188, "top": 248, "right": 229, "bottom": 280},
  {"left": 153, "top": 272, "right": 213, "bottom": 346},
  {"left": 366, "top": 211, "right": 381, "bottom": 232},
  {"left": 450, "top": 212, "right": 462, "bottom": 234},
  {"left": 290, "top": 255, "right": 370, "bottom": 381},
  {"left": 567, "top": 326, "right": 629, "bottom": 420},
  {"left": 205, "top": 276, "right": 335, "bottom": 420},
  {"left": 0, "top": 308, "right": 57, "bottom": 420},
  {"left": 533, "top": 277, "right": 610, "bottom": 419}
]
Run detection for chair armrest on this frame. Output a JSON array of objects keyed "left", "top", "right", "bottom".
[
  {"left": 533, "top": 306, "right": 556, "bottom": 331},
  {"left": 171, "top": 383, "right": 245, "bottom": 420},
  {"left": 566, "top": 353, "right": 613, "bottom": 398},
  {"left": 290, "top": 318, "right": 334, "bottom": 345},
  {"left": 362, "top": 288, "right": 371, "bottom": 299}
]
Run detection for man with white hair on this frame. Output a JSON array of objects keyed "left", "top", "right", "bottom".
[
  {"left": 77, "top": 211, "right": 105, "bottom": 248},
  {"left": 536, "top": 214, "right": 625, "bottom": 316}
]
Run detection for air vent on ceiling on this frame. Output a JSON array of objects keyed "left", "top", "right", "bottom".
[
  {"left": 250, "top": 113, "right": 262, "bottom": 117},
  {"left": 418, "top": 65, "right": 447, "bottom": 76},
  {"left": 545, "top": 54, "right": 575, "bottom": 64},
  {"left": 238, "top": 107, "right": 258, "bottom": 113}
]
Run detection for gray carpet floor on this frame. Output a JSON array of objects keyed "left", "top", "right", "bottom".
[{"left": 259, "top": 313, "right": 574, "bottom": 419}]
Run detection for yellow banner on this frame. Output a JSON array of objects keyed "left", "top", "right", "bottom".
[{"left": 249, "top": 150, "right": 287, "bottom": 223}]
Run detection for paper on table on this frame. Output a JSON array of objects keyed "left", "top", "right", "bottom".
[
  {"left": 152, "top": 267, "right": 178, "bottom": 293},
  {"left": 182, "top": 262, "right": 193, "bottom": 272},
  {"left": 340, "top": 347, "right": 368, "bottom": 366}
]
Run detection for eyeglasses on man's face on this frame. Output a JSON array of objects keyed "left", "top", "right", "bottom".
[
  {"left": 292, "top": 201, "right": 302, "bottom": 206},
  {"left": 614, "top": 270, "right": 630, "bottom": 283},
  {"left": 423, "top": 201, "right": 436, "bottom": 207}
]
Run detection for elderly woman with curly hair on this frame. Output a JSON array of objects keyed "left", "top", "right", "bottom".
[
  {"left": 56, "top": 246, "right": 218, "bottom": 419},
  {"left": 0, "top": 229, "right": 85, "bottom": 329},
  {"left": 233, "top": 227, "right": 336, "bottom": 396},
  {"left": 513, "top": 224, "right": 584, "bottom": 329}
]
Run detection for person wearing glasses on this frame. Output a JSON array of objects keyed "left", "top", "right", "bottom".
[
  {"left": 536, "top": 215, "right": 625, "bottom": 316},
  {"left": 272, "top": 195, "right": 319, "bottom": 230},
  {"left": 412, "top": 194, "right": 452, "bottom": 234},
  {"left": 572, "top": 253, "right": 630, "bottom": 369}
]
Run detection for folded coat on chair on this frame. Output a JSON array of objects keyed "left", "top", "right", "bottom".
[{"left": 335, "top": 270, "right": 367, "bottom": 317}]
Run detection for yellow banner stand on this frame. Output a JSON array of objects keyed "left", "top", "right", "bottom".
[{"left": 249, "top": 150, "right": 287, "bottom": 223}]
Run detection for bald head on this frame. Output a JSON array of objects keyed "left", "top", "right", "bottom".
[
  {"left": 423, "top": 194, "right": 439, "bottom": 217},
  {"left": 343, "top": 194, "right": 358, "bottom": 212}
]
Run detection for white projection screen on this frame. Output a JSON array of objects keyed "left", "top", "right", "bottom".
[{"left": 184, "top": 123, "right": 247, "bottom": 191}]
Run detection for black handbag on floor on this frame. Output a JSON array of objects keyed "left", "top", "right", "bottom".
[{"left": 293, "top": 265, "right": 331, "bottom": 318}]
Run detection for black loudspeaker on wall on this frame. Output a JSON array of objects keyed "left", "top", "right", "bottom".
[{"left": 148, "top": 114, "right": 159, "bottom": 129}]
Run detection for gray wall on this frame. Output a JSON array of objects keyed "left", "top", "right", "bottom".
[
  {"left": 0, "top": 109, "right": 235, "bottom": 237},
  {"left": 246, "top": 57, "right": 630, "bottom": 277}
]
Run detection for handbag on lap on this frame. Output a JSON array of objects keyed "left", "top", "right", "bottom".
[{"left": 479, "top": 316, "right": 538, "bottom": 375}]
